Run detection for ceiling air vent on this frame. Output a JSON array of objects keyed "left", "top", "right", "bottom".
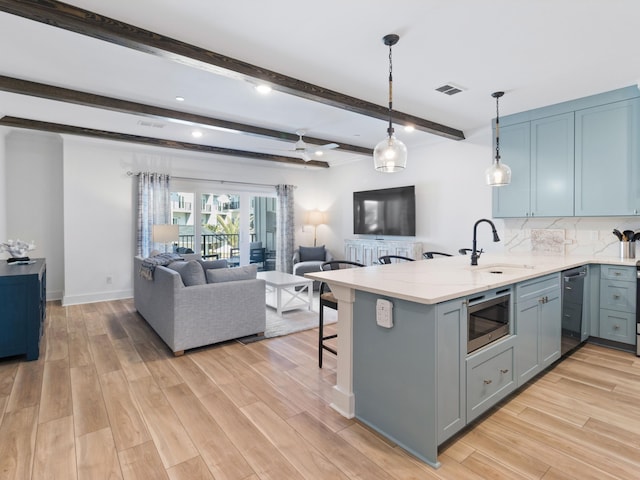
[
  {"left": 435, "top": 83, "right": 466, "bottom": 96},
  {"left": 137, "top": 120, "right": 165, "bottom": 129}
]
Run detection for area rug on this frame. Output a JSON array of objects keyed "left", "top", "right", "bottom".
[{"left": 238, "top": 292, "right": 337, "bottom": 343}]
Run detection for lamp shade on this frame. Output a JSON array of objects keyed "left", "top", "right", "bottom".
[
  {"left": 152, "top": 224, "right": 179, "bottom": 243},
  {"left": 305, "top": 210, "right": 327, "bottom": 226},
  {"left": 373, "top": 134, "right": 407, "bottom": 172}
]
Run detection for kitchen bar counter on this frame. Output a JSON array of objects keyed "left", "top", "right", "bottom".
[
  {"left": 305, "top": 252, "right": 638, "bottom": 465},
  {"left": 306, "top": 253, "right": 636, "bottom": 305}
]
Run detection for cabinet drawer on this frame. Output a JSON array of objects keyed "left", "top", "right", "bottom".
[
  {"left": 599, "top": 280, "right": 636, "bottom": 313},
  {"left": 466, "top": 341, "right": 516, "bottom": 422},
  {"left": 600, "top": 265, "right": 636, "bottom": 282},
  {"left": 516, "top": 273, "right": 560, "bottom": 302},
  {"left": 599, "top": 309, "right": 636, "bottom": 345}
]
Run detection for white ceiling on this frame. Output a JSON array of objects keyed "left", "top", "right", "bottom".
[{"left": 1, "top": 0, "right": 639, "bottom": 167}]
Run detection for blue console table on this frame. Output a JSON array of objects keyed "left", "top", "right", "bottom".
[{"left": 0, "top": 258, "right": 46, "bottom": 361}]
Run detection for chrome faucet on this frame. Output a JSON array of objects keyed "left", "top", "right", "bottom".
[{"left": 471, "top": 219, "right": 500, "bottom": 266}]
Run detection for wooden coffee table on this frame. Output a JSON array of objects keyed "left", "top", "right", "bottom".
[{"left": 257, "top": 271, "right": 313, "bottom": 316}]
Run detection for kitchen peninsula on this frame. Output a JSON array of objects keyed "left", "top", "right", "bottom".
[{"left": 306, "top": 253, "right": 638, "bottom": 468}]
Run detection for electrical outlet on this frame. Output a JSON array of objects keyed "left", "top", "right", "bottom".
[{"left": 106, "top": 275, "right": 113, "bottom": 284}]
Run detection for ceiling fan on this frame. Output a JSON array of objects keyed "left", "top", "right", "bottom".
[{"left": 286, "top": 130, "right": 339, "bottom": 161}]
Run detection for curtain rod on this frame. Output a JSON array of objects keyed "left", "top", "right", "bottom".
[{"left": 126, "top": 171, "right": 291, "bottom": 189}]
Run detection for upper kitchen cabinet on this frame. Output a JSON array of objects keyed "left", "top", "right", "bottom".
[
  {"left": 492, "top": 122, "right": 530, "bottom": 218},
  {"left": 493, "top": 113, "right": 574, "bottom": 218},
  {"left": 493, "top": 86, "right": 640, "bottom": 219},
  {"left": 575, "top": 98, "right": 640, "bottom": 216}
]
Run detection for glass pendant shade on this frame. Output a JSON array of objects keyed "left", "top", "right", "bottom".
[
  {"left": 486, "top": 91, "right": 511, "bottom": 186},
  {"left": 373, "top": 133, "right": 407, "bottom": 172},
  {"left": 485, "top": 161, "right": 512, "bottom": 186},
  {"left": 374, "top": 34, "right": 407, "bottom": 173}
]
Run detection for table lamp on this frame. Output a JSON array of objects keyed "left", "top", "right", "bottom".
[{"left": 153, "top": 224, "right": 179, "bottom": 253}]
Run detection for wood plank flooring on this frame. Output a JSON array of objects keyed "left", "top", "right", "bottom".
[{"left": 1, "top": 299, "right": 640, "bottom": 479}]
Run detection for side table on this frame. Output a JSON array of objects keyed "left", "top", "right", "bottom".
[{"left": 0, "top": 258, "right": 46, "bottom": 360}]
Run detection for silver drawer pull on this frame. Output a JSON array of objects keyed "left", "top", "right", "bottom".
[
  {"left": 483, "top": 379, "right": 492, "bottom": 385},
  {"left": 613, "top": 294, "right": 620, "bottom": 299},
  {"left": 613, "top": 324, "right": 620, "bottom": 330},
  {"left": 500, "top": 369, "right": 509, "bottom": 374}
]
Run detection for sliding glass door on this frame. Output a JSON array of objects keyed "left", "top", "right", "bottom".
[{"left": 171, "top": 182, "right": 276, "bottom": 270}]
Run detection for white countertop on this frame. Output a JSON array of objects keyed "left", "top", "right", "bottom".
[{"left": 305, "top": 253, "right": 638, "bottom": 305}]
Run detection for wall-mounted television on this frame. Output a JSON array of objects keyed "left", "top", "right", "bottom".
[{"left": 353, "top": 185, "right": 416, "bottom": 237}]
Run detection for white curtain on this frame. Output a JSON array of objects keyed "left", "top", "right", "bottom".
[
  {"left": 275, "top": 184, "right": 295, "bottom": 273},
  {"left": 136, "top": 172, "right": 171, "bottom": 257}
]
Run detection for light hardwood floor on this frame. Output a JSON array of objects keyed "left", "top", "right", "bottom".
[{"left": 1, "top": 300, "right": 640, "bottom": 479}]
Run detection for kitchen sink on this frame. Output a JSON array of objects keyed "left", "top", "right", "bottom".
[{"left": 468, "top": 263, "right": 536, "bottom": 275}]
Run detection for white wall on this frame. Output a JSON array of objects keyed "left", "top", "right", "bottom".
[
  {"left": 0, "top": 128, "right": 6, "bottom": 244},
  {"left": 5, "top": 131, "right": 64, "bottom": 300}
]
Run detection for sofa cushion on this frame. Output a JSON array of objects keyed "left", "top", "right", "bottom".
[
  {"left": 166, "top": 260, "right": 207, "bottom": 286},
  {"left": 298, "top": 245, "right": 326, "bottom": 262},
  {"left": 206, "top": 264, "right": 257, "bottom": 283},
  {"left": 198, "top": 258, "right": 228, "bottom": 270}
]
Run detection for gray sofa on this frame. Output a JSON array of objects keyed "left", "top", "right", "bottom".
[{"left": 133, "top": 256, "right": 266, "bottom": 355}]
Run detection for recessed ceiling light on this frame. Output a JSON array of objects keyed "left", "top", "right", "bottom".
[
  {"left": 315, "top": 150, "right": 324, "bottom": 156},
  {"left": 175, "top": 96, "right": 185, "bottom": 102},
  {"left": 404, "top": 125, "right": 415, "bottom": 133},
  {"left": 191, "top": 131, "right": 203, "bottom": 138},
  {"left": 255, "top": 84, "right": 272, "bottom": 94}
]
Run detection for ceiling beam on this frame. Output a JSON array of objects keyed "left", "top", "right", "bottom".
[
  {"left": 0, "top": 75, "right": 371, "bottom": 156},
  {"left": 0, "top": 0, "right": 465, "bottom": 141},
  {"left": 0, "top": 116, "right": 330, "bottom": 168}
]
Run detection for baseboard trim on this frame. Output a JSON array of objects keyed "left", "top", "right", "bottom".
[{"left": 62, "top": 289, "right": 133, "bottom": 306}]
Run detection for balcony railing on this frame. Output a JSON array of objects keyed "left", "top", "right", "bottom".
[{"left": 176, "top": 233, "right": 256, "bottom": 259}]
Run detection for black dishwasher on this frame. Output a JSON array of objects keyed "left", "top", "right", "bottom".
[{"left": 561, "top": 266, "right": 588, "bottom": 356}]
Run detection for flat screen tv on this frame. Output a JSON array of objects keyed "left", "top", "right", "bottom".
[{"left": 353, "top": 185, "right": 416, "bottom": 236}]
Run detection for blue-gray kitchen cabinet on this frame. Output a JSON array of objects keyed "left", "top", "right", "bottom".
[
  {"left": 574, "top": 98, "right": 640, "bottom": 216},
  {"left": 598, "top": 265, "right": 636, "bottom": 345},
  {"left": 492, "top": 122, "right": 530, "bottom": 218},
  {"left": 514, "top": 273, "right": 561, "bottom": 385},
  {"left": 352, "top": 292, "right": 466, "bottom": 467},
  {"left": 493, "top": 113, "right": 574, "bottom": 218}
]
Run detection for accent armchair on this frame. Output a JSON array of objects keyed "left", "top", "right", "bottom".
[{"left": 292, "top": 245, "right": 333, "bottom": 290}]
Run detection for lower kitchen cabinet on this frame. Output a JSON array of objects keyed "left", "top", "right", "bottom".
[
  {"left": 466, "top": 336, "right": 516, "bottom": 422},
  {"left": 599, "top": 309, "right": 635, "bottom": 344},
  {"left": 598, "top": 265, "right": 636, "bottom": 345},
  {"left": 436, "top": 298, "right": 466, "bottom": 443},
  {"left": 514, "top": 273, "right": 561, "bottom": 385}
]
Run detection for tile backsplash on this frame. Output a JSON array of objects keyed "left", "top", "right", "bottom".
[{"left": 502, "top": 217, "right": 640, "bottom": 257}]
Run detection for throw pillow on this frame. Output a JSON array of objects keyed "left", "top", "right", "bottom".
[
  {"left": 206, "top": 264, "right": 257, "bottom": 283},
  {"left": 166, "top": 260, "right": 207, "bottom": 286},
  {"left": 299, "top": 245, "right": 326, "bottom": 262},
  {"left": 198, "top": 258, "right": 228, "bottom": 270}
]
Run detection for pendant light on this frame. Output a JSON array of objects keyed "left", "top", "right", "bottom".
[
  {"left": 373, "top": 34, "right": 407, "bottom": 173},
  {"left": 485, "top": 91, "right": 511, "bottom": 186}
]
